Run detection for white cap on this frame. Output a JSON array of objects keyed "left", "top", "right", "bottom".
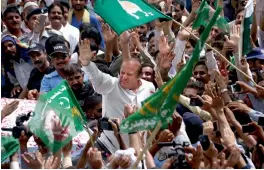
[{"left": 23, "top": 2, "right": 39, "bottom": 10}]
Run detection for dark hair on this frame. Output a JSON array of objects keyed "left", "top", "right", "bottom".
[
  {"left": 147, "top": 31, "right": 155, "bottom": 42},
  {"left": 83, "top": 95, "right": 102, "bottom": 111},
  {"left": 80, "top": 24, "right": 102, "bottom": 46},
  {"left": 188, "top": 37, "right": 197, "bottom": 48},
  {"left": 235, "top": 7, "right": 245, "bottom": 17},
  {"left": 48, "top": 2, "right": 64, "bottom": 15},
  {"left": 63, "top": 63, "right": 83, "bottom": 77},
  {"left": 141, "top": 61, "right": 154, "bottom": 69},
  {"left": 172, "top": 0, "right": 185, "bottom": 10},
  {"left": 56, "top": 0, "right": 70, "bottom": 10},
  {"left": 151, "top": 3, "right": 162, "bottom": 11},
  {"left": 194, "top": 61, "right": 208, "bottom": 71},
  {"left": 186, "top": 81, "right": 205, "bottom": 96},
  {"left": 3, "top": 6, "right": 20, "bottom": 18}
]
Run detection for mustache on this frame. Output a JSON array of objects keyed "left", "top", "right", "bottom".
[
  {"left": 34, "top": 61, "right": 42, "bottom": 65},
  {"left": 52, "top": 16, "right": 61, "bottom": 20}
]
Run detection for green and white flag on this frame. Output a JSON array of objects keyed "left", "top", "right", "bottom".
[
  {"left": 94, "top": 0, "right": 170, "bottom": 35},
  {"left": 1, "top": 136, "right": 19, "bottom": 162},
  {"left": 239, "top": 0, "right": 254, "bottom": 56},
  {"left": 28, "top": 80, "right": 86, "bottom": 153},
  {"left": 192, "top": 0, "right": 229, "bottom": 33}
]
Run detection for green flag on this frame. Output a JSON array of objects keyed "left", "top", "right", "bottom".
[
  {"left": 160, "top": 7, "right": 223, "bottom": 126},
  {"left": 192, "top": 0, "right": 229, "bottom": 33},
  {"left": 240, "top": 0, "right": 253, "bottom": 55},
  {"left": 94, "top": 0, "right": 170, "bottom": 35},
  {"left": 1, "top": 136, "right": 19, "bottom": 162},
  {"left": 120, "top": 7, "right": 222, "bottom": 133},
  {"left": 28, "top": 80, "right": 86, "bottom": 153}
]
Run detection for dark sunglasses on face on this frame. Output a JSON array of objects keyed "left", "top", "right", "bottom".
[{"left": 97, "top": 108, "right": 102, "bottom": 112}]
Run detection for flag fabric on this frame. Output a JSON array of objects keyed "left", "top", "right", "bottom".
[
  {"left": 28, "top": 80, "right": 86, "bottom": 153},
  {"left": 1, "top": 136, "right": 20, "bottom": 162},
  {"left": 94, "top": 0, "right": 170, "bottom": 35},
  {"left": 240, "top": 0, "right": 254, "bottom": 56},
  {"left": 159, "top": 7, "right": 222, "bottom": 127},
  {"left": 120, "top": 7, "right": 222, "bottom": 133},
  {"left": 192, "top": 0, "right": 229, "bottom": 33}
]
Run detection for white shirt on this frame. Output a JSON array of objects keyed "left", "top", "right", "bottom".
[
  {"left": 61, "top": 23, "right": 80, "bottom": 54},
  {"left": 83, "top": 62, "right": 155, "bottom": 153},
  {"left": 11, "top": 59, "right": 34, "bottom": 89}
]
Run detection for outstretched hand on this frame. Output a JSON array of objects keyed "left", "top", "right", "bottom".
[{"left": 78, "top": 39, "right": 97, "bottom": 66}]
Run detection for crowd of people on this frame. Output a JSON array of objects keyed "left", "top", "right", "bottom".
[{"left": 1, "top": 0, "right": 264, "bottom": 168}]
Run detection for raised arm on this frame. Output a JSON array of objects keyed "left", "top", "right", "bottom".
[{"left": 79, "top": 39, "right": 117, "bottom": 95}]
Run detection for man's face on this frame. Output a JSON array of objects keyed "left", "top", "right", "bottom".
[
  {"left": 86, "top": 103, "right": 102, "bottom": 120},
  {"left": 137, "top": 24, "right": 148, "bottom": 36},
  {"left": 119, "top": 60, "right": 141, "bottom": 90},
  {"left": 183, "top": 87, "right": 198, "bottom": 98},
  {"left": 29, "top": 51, "right": 47, "bottom": 69},
  {"left": 235, "top": 10, "right": 244, "bottom": 25},
  {"left": 48, "top": 5, "right": 63, "bottom": 27},
  {"left": 27, "top": 14, "right": 40, "bottom": 31},
  {"left": 210, "top": 27, "right": 219, "bottom": 40},
  {"left": 62, "top": 6, "right": 69, "bottom": 22},
  {"left": 148, "top": 36, "right": 156, "bottom": 56},
  {"left": 51, "top": 52, "right": 70, "bottom": 71},
  {"left": 4, "top": 12, "right": 22, "bottom": 31},
  {"left": 185, "top": 41, "right": 194, "bottom": 56},
  {"left": 173, "top": 4, "right": 183, "bottom": 21},
  {"left": 142, "top": 66, "right": 154, "bottom": 82},
  {"left": 193, "top": 65, "right": 210, "bottom": 84},
  {"left": 2, "top": 41, "right": 17, "bottom": 58},
  {"left": 66, "top": 72, "right": 84, "bottom": 92},
  {"left": 71, "top": 0, "right": 86, "bottom": 11}
]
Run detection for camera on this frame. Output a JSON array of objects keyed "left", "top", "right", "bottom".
[
  {"left": 98, "top": 117, "right": 118, "bottom": 131},
  {"left": 1, "top": 112, "right": 33, "bottom": 138},
  {"left": 157, "top": 141, "right": 190, "bottom": 169}
]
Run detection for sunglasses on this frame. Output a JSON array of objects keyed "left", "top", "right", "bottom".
[{"left": 97, "top": 108, "right": 102, "bottom": 112}]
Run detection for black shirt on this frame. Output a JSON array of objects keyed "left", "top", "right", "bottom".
[
  {"left": 73, "top": 82, "right": 96, "bottom": 107},
  {"left": 27, "top": 67, "right": 55, "bottom": 91}
]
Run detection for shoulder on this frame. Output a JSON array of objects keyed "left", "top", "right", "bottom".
[
  {"left": 140, "top": 79, "right": 155, "bottom": 90},
  {"left": 44, "top": 70, "right": 59, "bottom": 79}
]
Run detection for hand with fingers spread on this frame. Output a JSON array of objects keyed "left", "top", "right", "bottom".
[
  {"left": 28, "top": 89, "right": 39, "bottom": 100},
  {"left": 11, "top": 86, "right": 22, "bottom": 98},
  {"left": 44, "top": 150, "right": 62, "bottom": 169},
  {"left": 102, "top": 23, "right": 116, "bottom": 43},
  {"left": 32, "top": 16, "right": 42, "bottom": 34},
  {"left": 21, "top": 151, "right": 44, "bottom": 169},
  {"left": 87, "top": 147, "right": 104, "bottom": 169},
  {"left": 192, "top": 0, "right": 201, "bottom": 13},
  {"left": 158, "top": 34, "right": 171, "bottom": 55},
  {"left": 199, "top": 95, "right": 213, "bottom": 112},
  {"left": 223, "top": 25, "right": 240, "bottom": 53},
  {"left": 184, "top": 144, "right": 203, "bottom": 169},
  {"left": 209, "top": 84, "right": 224, "bottom": 111},
  {"left": 211, "top": 69, "right": 227, "bottom": 89},
  {"left": 78, "top": 39, "right": 97, "bottom": 66},
  {"left": 158, "top": 50, "right": 175, "bottom": 69},
  {"left": 1, "top": 100, "right": 19, "bottom": 121}
]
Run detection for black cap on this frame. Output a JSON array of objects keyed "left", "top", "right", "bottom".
[
  {"left": 28, "top": 43, "right": 45, "bottom": 55},
  {"left": 46, "top": 43, "right": 68, "bottom": 56},
  {"left": 26, "top": 8, "right": 44, "bottom": 20}
]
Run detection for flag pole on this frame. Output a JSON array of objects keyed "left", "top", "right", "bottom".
[
  {"left": 131, "top": 121, "right": 162, "bottom": 169},
  {"left": 171, "top": 19, "right": 257, "bottom": 86}
]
